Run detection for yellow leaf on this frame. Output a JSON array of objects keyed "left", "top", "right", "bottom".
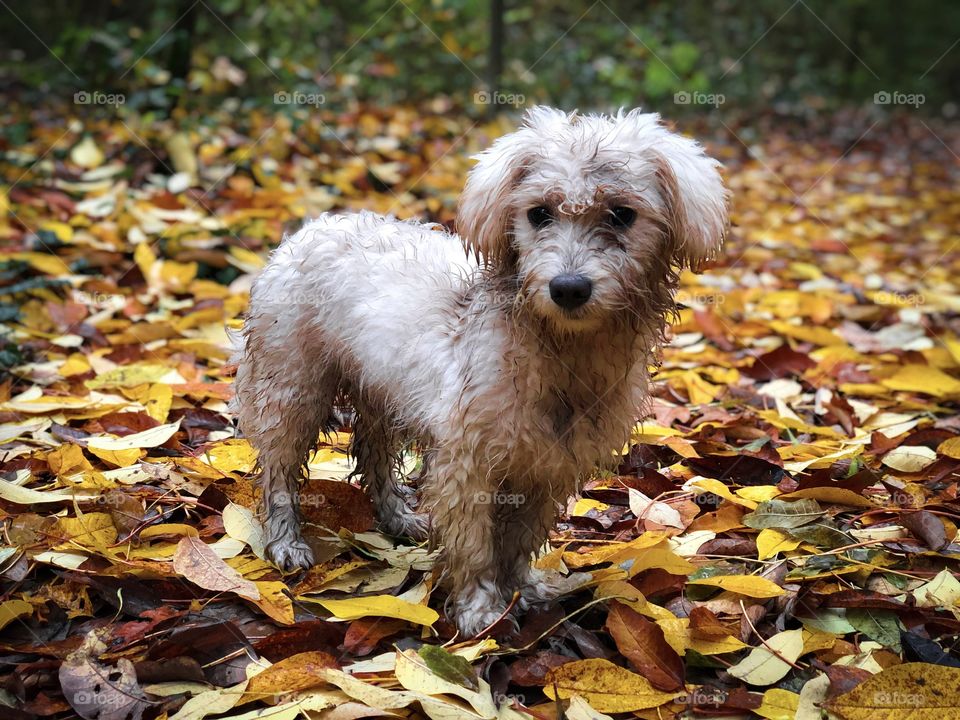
[
  {"left": 85, "top": 363, "right": 174, "bottom": 389},
  {"left": 687, "top": 575, "right": 785, "bottom": 598},
  {"left": 756, "top": 529, "right": 801, "bottom": 560},
  {"left": 574, "top": 498, "right": 610, "bottom": 516},
  {"left": 70, "top": 136, "right": 104, "bottom": 168},
  {"left": 393, "top": 649, "right": 495, "bottom": 717},
  {"left": 802, "top": 629, "right": 837, "bottom": 655},
  {"left": 937, "top": 436, "right": 960, "bottom": 459},
  {"left": 10, "top": 251, "right": 71, "bottom": 275},
  {"left": 251, "top": 581, "right": 295, "bottom": 625},
  {"left": 631, "top": 423, "right": 682, "bottom": 440},
  {"left": 57, "top": 512, "right": 118, "bottom": 550},
  {"left": 159, "top": 259, "right": 198, "bottom": 290},
  {"left": 616, "top": 546, "right": 695, "bottom": 577},
  {"left": 143, "top": 383, "right": 173, "bottom": 423},
  {"left": 564, "top": 533, "right": 666, "bottom": 568},
  {"left": 756, "top": 688, "right": 800, "bottom": 720},
  {"left": 47, "top": 443, "right": 94, "bottom": 476},
  {"left": 140, "top": 524, "right": 199, "bottom": 540},
  {"left": 316, "top": 595, "right": 438, "bottom": 626},
  {"left": 674, "top": 370, "right": 722, "bottom": 404},
  {"left": 0, "top": 599, "right": 33, "bottom": 631},
  {"left": 769, "top": 320, "right": 843, "bottom": 346},
  {"left": 728, "top": 629, "right": 803, "bottom": 686},
  {"left": 913, "top": 568, "right": 960, "bottom": 608},
  {"left": 134, "top": 242, "right": 157, "bottom": 280},
  {"left": 229, "top": 246, "right": 266, "bottom": 271},
  {"left": 87, "top": 419, "right": 181, "bottom": 450},
  {"left": 59, "top": 353, "right": 92, "bottom": 377},
  {"left": 691, "top": 478, "right": 758, "bottom": 509},
  {"left": 825, "top": 663, "right": 960, "bottom": 718},
  {"left": 881, "top": 364, "right": 960, "bottom": 397},
  {"left": 736, "top": 486, "right": 781, "bottom": 503},
  {"left": 87, "top": 445, "right": 144, "bottom": 467},
  {"left": 882, "top": 445, "right": 937, "bottom": 472},
  {"left": 40, "top": 220, "right": 74, "bottom": 242},
  {"left": 781, "top": 487, "right": 877, "bottom": 508},
  {"left": 245, "top": 651, "right": 336, "bottom": 700},
  {"left": 543, "top": 658, "right": 678, "bottom": 713},
  {"left": 759, "top": 291, "right": 832, "bottom": 323},
  {"left": 656, "top": 617, "right": 747, "bottom": 656},
  {"left": 223, "top": 502, "right": 264, "bottom": 557},
  {"left": 202, "top": 439, "right": 257, "bottom": 474},
  {"left": 593, "top": 580, "right": 675, "bottom": 621}
]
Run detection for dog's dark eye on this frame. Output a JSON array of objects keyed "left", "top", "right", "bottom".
[
  {"left": 527, "top": 206, "right": 553, "bottom": 229},
  {"left": 609, "top": 206, "right": 637, "bottom": 229}
]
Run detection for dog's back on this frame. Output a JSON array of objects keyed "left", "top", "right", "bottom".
[{"left": 244, "top": 211, "right": 476, "bottom": 430}]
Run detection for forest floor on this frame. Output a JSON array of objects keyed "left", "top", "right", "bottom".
[{"left": 2, "top": 106, "right": 960, "bottom": 719}]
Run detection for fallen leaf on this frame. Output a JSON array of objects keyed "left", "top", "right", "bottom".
[
  {"left": 172, "top": 536, "right": 259, "bottom": 600},
  {"left": 543, "top": 658, "right": 678, "bottom": 712}
]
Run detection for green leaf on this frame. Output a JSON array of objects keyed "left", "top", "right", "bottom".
[
  {"left": 847, "top": 609, "right": 902, "bottom": 653},
  {"left": 418, "top": 644, "right": 478, "bottom": 691},
  {"left": 787, "top": 522, "right": 851, "bottom": 549},
  {"left": 743, "top": 499, "right": 824, "bottom": 530}
]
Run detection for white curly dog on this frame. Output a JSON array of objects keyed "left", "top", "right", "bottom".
[{"left": 233, "top": 107, "right": 727, "bottom": 636}]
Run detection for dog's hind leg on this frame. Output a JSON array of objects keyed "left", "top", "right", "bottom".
[
  {"left": 235, "top": 321, "right": 338, "bottom": 572},
  {"left": 351, "top": 396, "right": 429, "bottom": 541}
]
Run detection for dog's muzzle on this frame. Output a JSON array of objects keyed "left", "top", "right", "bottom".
[{"left": 549, "top": 274, "right": 592, "bottom": 310}]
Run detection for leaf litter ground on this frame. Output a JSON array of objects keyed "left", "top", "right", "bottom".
[{"left": 1, "top": 107, "right": 960, "bottom": 719}]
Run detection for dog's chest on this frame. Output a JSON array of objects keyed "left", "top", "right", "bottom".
[{"left": 505, "top": 359, "right": 632, "bottom": 474}]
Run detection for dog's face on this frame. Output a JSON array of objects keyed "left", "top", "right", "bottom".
[{"left": 458, "top": 108, "right": 728, "bottom": 333}]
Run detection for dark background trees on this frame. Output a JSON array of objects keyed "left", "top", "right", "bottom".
[{"left": 0, "top": 0, "right": 956, "bottom": 115}]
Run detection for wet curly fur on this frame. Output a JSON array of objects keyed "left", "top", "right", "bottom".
[{"left": 232, "top": 107, "right": 728, "bottom": 636}]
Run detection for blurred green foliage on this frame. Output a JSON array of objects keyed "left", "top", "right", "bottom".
[{"left": 0, "top": 0, "right": 956, "bottom": 114}]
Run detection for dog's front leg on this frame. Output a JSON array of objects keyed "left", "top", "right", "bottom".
[
  {"left": 496, "top": 484, "right": 591, "bottom": 611},
  {"left": 428, "top": 450, "right": 509, "bottom": 637}
]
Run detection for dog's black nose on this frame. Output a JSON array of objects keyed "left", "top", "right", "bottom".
[{"left": 549, "top": 274, "right": 592, "bottom": 310}]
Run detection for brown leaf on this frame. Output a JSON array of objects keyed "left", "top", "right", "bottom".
[
  {"left": 59, "top": 631, "right": 148, "bottom": 720},
  {"left": 245, "top": 650, "right": 339, "bottom": 699},
  {"left": 342, "top": 617, "right": 408, "bottom": 656},
  {"left": 900, "top": 510, "right": 948, "bottom": 550},
  {"left": 508, "top": 652, "right": 573, "bottom": 686},
  {"left": 171, "top": 536, "right": 259, "bottom": 600},
  {"left": 604, "top": 601, "right": 684, "bottom": 691}
]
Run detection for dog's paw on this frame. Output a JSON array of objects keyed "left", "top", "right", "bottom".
[
  {"left": 265, "top": 536, "right": 315, "bottom": 573},
  {"left": 517, "top": 569, "right": 592, "bottom": 610},
  {"left": 379, "top": 509, "right": 430, "bottom": 543},
  {"left": 455, "top": 604, "right": 517, "bottom": 638}
]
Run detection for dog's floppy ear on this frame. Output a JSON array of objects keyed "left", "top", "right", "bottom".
[
  {"left": 457, "top": 131, "right": 531, "bottom": 266},
  {"left": 652, "top": 134, "right": 728, "bottom": 271},
  {"left": 457, "top": 107, "right": 569, "bottom": 266}
]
